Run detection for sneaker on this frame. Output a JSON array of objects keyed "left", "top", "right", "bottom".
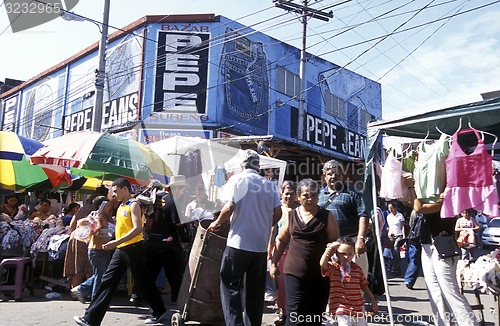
[
  {"left": 73, "top": 316, "right": 91, "bottom": 326},
  {"left": 144, "top": 311, "right": 168, "bottom": 324},
  {"left": 71, "top": 286, "right": 86, "bottom": 304}
]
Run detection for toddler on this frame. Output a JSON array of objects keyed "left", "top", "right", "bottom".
[{"left": 320, "top": 236, "right": 378, "bottom": 326}]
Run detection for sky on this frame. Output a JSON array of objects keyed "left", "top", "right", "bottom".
[{"left": 1, "top": 0, "right": 500, "bottom": 120}]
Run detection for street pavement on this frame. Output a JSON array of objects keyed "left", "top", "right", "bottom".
[{"left": 1, "top": 257, "right": 498, "bottom": 325}]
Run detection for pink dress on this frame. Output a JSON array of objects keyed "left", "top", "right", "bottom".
[{"left": 441, "top": 129, "right": 499, "bottom": 218}]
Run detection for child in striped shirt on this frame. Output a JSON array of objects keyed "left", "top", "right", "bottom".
[{"left": 320, "top": 236, "right": 378, "bottom": 326}]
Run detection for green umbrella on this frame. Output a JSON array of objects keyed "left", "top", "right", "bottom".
[{"left": 31, "top": 131, "right": 172, "bottom": 183}]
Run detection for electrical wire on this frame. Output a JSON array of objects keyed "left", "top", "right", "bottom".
[{"left": 7, "top": 0, "right": 500, "bottom": 135}]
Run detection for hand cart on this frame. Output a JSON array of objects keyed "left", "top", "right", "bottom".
[{"left": 171, "top": 220, "right": 229, "bottom": 326}]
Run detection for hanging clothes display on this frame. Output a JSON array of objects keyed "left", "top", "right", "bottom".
[
  {"left": 413, "top": 134, "right": 450, "bottom": 203},
  {"left": 402, "top": 150, "right": 417, "bottom": 173},
  {"left": 379, "top": 149, "right": 404, "bottom": 200},
  {"left": 441, "top": 129, "right": 499, "bottom": 218},
  {"left": 213, "top": 166, "right": 227, "bottom": 188},
  {"left": 178, "top": 148, "right": 203, "bottom": 178}
]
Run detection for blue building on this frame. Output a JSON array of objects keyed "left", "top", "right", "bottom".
[{"left": 0, "top": 14, "right": 381, "bottom": 179}]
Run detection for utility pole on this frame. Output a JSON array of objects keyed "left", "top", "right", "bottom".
[
  {"left": 93, "top": 0, "right": 110, "bottom": 132},
  {"left": 273, "top": 0, "right": 332, "bottom": 140}
]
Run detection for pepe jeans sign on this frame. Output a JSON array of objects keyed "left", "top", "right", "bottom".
[
  {"left": 303, "top": 112, "right": 367, "bottom": 159},
  {"left": 64, "top": 92, "right": 138, "bottom": 132},
  {"left": 1, "top": 94, "right": 19, "bottom": 132},
  {"left": 154, "top": 31, "right": 209, "bottom": 113}
]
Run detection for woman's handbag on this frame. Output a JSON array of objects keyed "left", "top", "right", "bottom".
[{"left": 432, "top": 234, "right": 460, "bottom": 259}]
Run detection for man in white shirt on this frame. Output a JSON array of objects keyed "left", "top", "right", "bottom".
[{"left": 208, "top": 150, "right": 282, "bottom": 326}]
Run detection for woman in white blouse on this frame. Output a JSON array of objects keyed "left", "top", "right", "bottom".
[{"left": 386, "top": 202, "right": 406, "bottom": 275}]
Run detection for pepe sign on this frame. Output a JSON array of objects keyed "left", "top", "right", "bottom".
[{"left": 5, "top": 0, "right": 79, "bottom": 33}]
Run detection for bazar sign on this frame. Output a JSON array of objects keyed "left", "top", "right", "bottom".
[
  {"left": 160, "top": 24, "right": 209, "bottom": 33},
  {"left": 64, "top": 92, "right": 138, "bottom": 132},
  {"left": 153, "top": 31, "right": 209, "bottom": 113},
  {"left": 304, "top": 112, "right": 366, "bottom": 159}
]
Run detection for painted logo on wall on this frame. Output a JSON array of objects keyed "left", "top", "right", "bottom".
[{"left": 219, "top": 27, "right": 269, "bottom": 124}]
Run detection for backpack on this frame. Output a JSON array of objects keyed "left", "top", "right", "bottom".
[{"left": 408, "top": 212, "right": 424, "bottom": 243}]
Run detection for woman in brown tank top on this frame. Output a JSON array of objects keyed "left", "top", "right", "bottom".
[{"left": 270, "top": 178, "right": 339, "bottom": 325}]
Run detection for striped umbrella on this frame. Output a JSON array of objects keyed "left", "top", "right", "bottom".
[
  {"left": 0, "top": 131, "right": 72, "bottom": 191},
  {"left": 31, "top": 131, "right": 172, "bottom": 183}
]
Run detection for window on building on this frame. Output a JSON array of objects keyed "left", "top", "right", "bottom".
[
  {"left": 324, "top": 90, "right": 345, "bottom": 119},
  {"left": 276, "top": 65, "right": 300, "bottom": 98},
  {"left": 359, "top": 110, "right": 373, "bottom": 130}
]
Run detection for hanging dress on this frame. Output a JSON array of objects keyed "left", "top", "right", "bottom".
[
  {"left": 441, "top": 129, "right": 499, "bottom": 218},
  {"left": 379, "top": 149, "right": 404, "bottom": 200},
  {"left": 413, "top": 134, "right": 450, "bottom": 203}
]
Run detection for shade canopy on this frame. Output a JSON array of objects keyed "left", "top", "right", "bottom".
[
  {"left": 368, "top": 97, "right": 500, "bottom": 140},
  {"left": 31, "top": 131, "right": 172, "bottom": 183}
]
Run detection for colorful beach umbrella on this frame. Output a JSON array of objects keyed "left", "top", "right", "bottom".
[
  {"left": 0, "top": 131, "right": 44, "bottom": 160},
  {"left": 31, "top": 131, "right": 172, "bottom": 183},
  {"left": 0, "top": 131, "right": 72, "bottom": 191}
]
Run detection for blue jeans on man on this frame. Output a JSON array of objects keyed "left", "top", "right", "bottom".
[{"left": 220, "top": 246, "right": 267, "bottom": 326}]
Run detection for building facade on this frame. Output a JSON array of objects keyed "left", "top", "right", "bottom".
[{"left": 0, "top": 14, "right": 381, "bottom": 178}]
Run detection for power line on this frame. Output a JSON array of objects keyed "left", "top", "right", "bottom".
[{"left": 7, "top": 0, "right": 500, "bottom": 136}]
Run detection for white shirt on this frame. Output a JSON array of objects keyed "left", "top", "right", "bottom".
[
  {"left": 387, "top": 212, "right": 405, "bottom": 237},
  {"left": 222, "top": 169, "right": 281, "bottom": 252}
]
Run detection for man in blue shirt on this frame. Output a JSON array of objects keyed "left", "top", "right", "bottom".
[{"left": 318, "top": 159, "right": 370, "bottom": 276}]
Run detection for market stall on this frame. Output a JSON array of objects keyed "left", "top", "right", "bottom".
[
  {"left": 366, "top": 96, "right": 500, "bottom": 325},
  {"left": 149, "top": 136, "right": 287, "bottom": 199}
]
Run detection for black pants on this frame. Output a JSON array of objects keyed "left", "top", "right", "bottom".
[
  {"left": 284, "top": 274, "right": 329, "bottom": 326},
  {"left": 83, "top": 241, "right": 166, "bottom": 325},
  {"left": 145, "top": 239, "right": 185, "bottom": 301},
  {"left": 220, "top": 246, "right": 267, "bottom": 326}
]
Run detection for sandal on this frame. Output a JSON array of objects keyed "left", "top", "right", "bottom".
[{"left": 274, "top": 312, "right": 285, "bottom": 326}]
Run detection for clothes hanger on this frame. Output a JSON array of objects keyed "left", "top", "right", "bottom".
[
  {"left": 467, "top": 117, "right": 498, "bottom": 156},
  {"left": 455, "top": 117, "right": 463, "bottom": 134},
  {"left": 434, "top": 122, "right": 450, "bottom": 136}
]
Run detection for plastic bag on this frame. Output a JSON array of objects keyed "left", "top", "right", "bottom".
[{"left": 74, "top": 211, "right": 99, "bottom": 243}]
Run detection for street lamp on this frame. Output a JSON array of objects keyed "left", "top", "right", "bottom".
[{"left": 60, "top": 0, "right": 110, "bottom": 132}]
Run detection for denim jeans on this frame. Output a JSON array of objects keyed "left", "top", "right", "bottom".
[
  {"left": 78, "top": 249, "right": 110, "bottom": 300},
  {"left": 404, "top": 241, "right": 421, "bottom": 287},
  {"left": 220, "top": 246, "right": 267, "bottom": 326},
  {"left": 220, "top": 27, "right": 269, "bottom": 121},
  {"left": 78, "top": 275, "right": 94, "bottom": 298},
  {"left": 88, "top": 248, "right": 110, "bottom": 300}
]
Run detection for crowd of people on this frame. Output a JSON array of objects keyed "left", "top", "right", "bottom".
[{"left": 1, "top": 150, "right": 489, "bottom": 326}]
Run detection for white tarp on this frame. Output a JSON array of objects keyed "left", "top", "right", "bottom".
[{"left": 148, "top": 135, "right": 287, "bottom": 188}]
